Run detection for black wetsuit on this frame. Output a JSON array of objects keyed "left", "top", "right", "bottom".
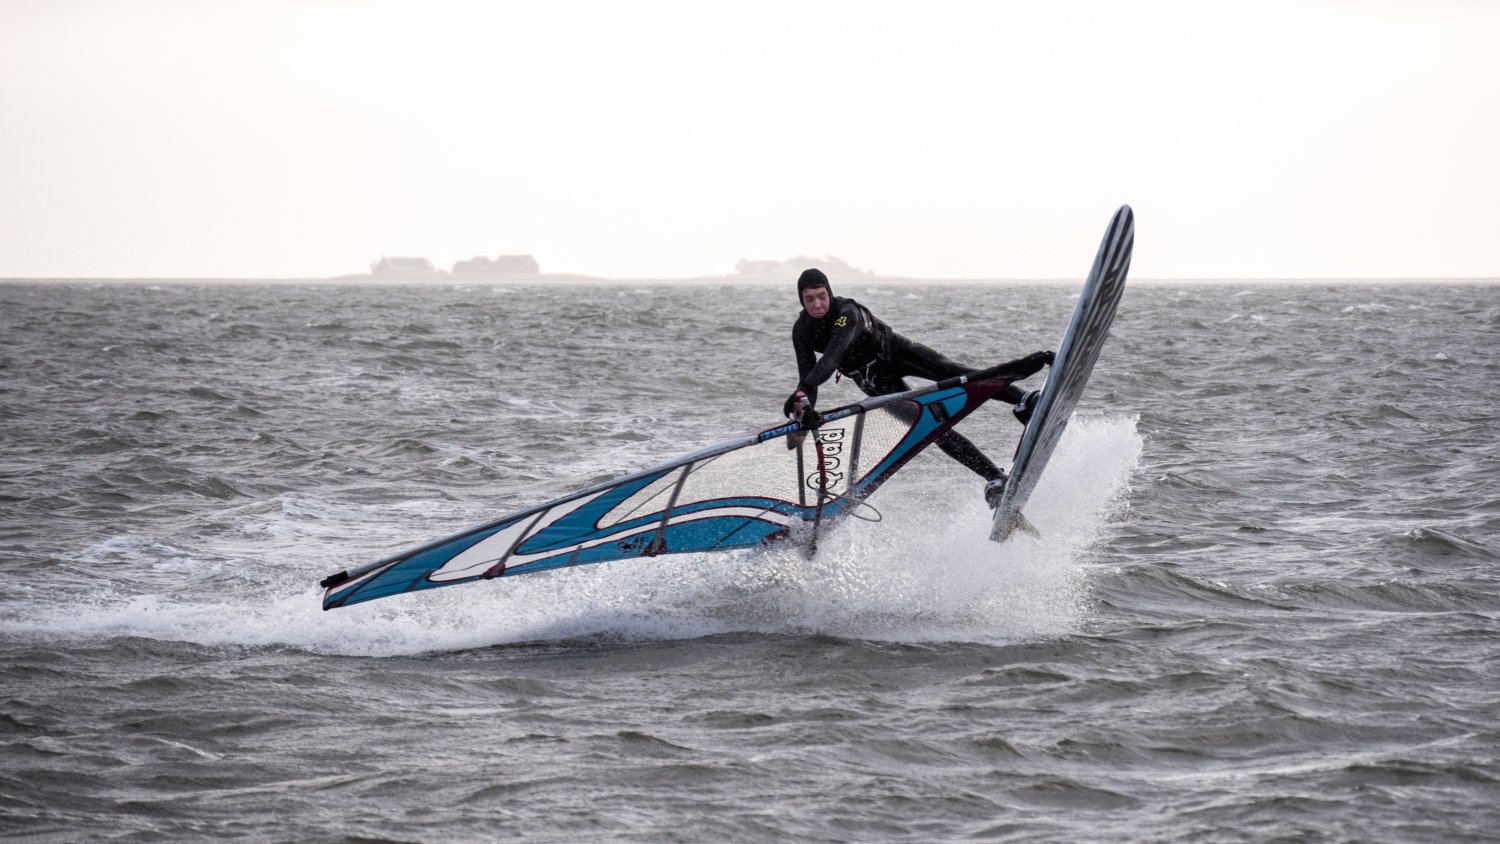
[{"left": 791, "top": 296, "right": 1027, "bottom": 483}]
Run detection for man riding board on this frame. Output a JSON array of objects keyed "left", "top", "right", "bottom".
[{"left": 783, "top": 268, "right": 1052, "bottom": 508}]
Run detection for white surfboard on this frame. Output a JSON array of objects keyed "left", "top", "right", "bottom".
[{"left": 991, "top": 205, "right": 1135, "bottom": 541}]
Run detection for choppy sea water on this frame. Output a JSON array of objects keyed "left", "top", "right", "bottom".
[{"left": 1, "top": 279, "right": 1497, "bottom": 842}]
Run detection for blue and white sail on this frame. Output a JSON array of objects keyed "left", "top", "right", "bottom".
[{"left": 320, "top": 356, "right": 1045, "bottom": 610}]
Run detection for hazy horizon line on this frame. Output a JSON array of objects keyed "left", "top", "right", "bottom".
[{"left": 2, "top": 275, "right": 1496, "bottom": 286}]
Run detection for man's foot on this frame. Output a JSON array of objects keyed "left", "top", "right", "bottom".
[
  {"left": 984, "top": 474, "right": 1008, "bottom": 509},
  {"left": 1012, "top": 390, "right": 1041, "bottom": 426}
]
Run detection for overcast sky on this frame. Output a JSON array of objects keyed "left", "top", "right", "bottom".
[{"left": 2, "top": 0, "right": 1497, "bottom": 280}]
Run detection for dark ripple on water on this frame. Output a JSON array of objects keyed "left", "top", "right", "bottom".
[{"left": 1, "top": 280, "right": 1498, "bottom": 841}]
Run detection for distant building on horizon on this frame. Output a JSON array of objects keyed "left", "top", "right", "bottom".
[
  {"left": 452, "top": 254, "right": 541, "bottom": 275},
  {"left": 370, "top": 256, "right": 438, "bottom": 276}
]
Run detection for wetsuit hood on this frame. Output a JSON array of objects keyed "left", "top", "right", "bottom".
[{"left": 796, "top": 268, "right": 831, "bottom": 303}]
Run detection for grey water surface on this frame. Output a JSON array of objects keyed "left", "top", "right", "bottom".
[{"left": 1, "top": 279, "right": 1497, "bottom": 842}]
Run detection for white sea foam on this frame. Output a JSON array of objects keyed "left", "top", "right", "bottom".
[{"left": 3, "top": 416, "right": 1142, "bottom": 657}]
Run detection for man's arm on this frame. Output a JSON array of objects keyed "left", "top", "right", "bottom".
[
  {"left": 795, "top": 301, "right": 867, "bottom": 396},
  {"left": 792, "top": 321, "right": 820, "bottom": 407}
]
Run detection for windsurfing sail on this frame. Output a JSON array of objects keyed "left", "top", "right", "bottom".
[{"left": 320, "top": 354, "right": 1049, "bottom": 610}]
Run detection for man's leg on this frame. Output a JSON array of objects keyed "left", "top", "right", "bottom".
[
  {"left": 935, "top": 429, "right": 1006, "bottom": 483},
  {"left": 877, "top": 342, "right": 1035, "bottom": 505},
  {"left": 890, "top": 340, "right": 1030, "bottom": 405},
  {"left": 855, "top": 366, "right": 1004, "bottom": 484}
]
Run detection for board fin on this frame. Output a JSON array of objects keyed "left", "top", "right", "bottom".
[
  {"left": 993, "top": 508, "right": 1041, "bottom": 542},
  {"left": 1013, "top": 512, "right": 1041, "bottom": 539}
]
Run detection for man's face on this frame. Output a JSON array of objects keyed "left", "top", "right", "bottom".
[{"left": 801, "top": 286, "right": 831, "bottom": 319}]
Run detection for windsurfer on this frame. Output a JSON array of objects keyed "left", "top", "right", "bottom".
[{"left": 783, "top": 268, "right": 1052, "bottom": 508}]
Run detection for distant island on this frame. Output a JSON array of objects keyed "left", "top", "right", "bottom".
[
  {"left": 368, "top": 254, "right": 542, "bottom": 278},
  {"left": 353, "top": 253, "right": 879, "bottom": 281},
  {"left": 732, "top": 255, "right": 874, "bottom": 280}
]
